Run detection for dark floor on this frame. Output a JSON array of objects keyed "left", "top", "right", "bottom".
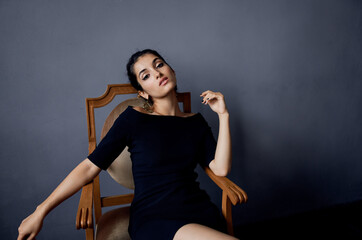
[{"left": 234, "top": 200, "right": 362, "bottom": 239}]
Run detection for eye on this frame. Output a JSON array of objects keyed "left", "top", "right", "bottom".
[
  {"left": 142, "top": 74, "right": 150, "bottom": 80},
  {"left": 156, "top": 62, "right": 164, "bottom": 68}
]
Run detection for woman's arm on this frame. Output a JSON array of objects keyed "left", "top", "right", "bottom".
[
  {"left": 17, "top": 158, "right": 101, "bottom": 240},
  {"left": 200, "top": 91, "right": 232, "bottom": 177},
  {"left": 210, "top": 112, "right": 231, "bottom": 176}
]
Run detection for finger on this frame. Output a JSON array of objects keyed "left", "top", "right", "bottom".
[
  {"left": 206, "top": 92, "right": 223, "bottom": 102},
  {"left": 28, "top": 233, "right": 36, "bottom": 240},
  {"left": 203, "top": 93, "right": 216, "bottom": 104},
  {"left": 201, "top": 93, "right": 211, "bottom": 104},
  {"left": 17, "top": 233, "right": 29, "bottom": 240},
  {"left": 201, "top": 93, "right": 208, "bottom": 103},
  {"left": 17, "top": 228, "right": 24, "bottom": 240},
  {"left": 200, "top": 90, "right": 213, "bottom": 96},
  {"left": 205, "top": 92, "right": 217, "bottom": 100},
  {"left": 205, "top": 97, "right": 216, "bottom": 105}
]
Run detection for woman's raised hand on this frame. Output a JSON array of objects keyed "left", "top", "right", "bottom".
[
  {"left": 200, "top": 90, "right": 228, "bottom": 115},
  {"left": 18, "top": 208, "right": 44, "bottom": 240}
]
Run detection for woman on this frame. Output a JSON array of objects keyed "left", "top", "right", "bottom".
[{"left": 18, "top": 49, "right": 237, "bottom": 240}]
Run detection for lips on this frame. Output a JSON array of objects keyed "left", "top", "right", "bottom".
[{"left": 159, "top": 77, "right": 168, "bottom": 86}]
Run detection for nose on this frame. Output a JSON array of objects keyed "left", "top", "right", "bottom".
[{"left": 154, "top": 69, "right": 163, "bottom": 79}]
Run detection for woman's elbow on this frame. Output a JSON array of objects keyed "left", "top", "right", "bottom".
[
  {"left": 82, "top": 158, "right": 101, "bottom": 180},
  {"left": 214, "top": 168, "right": 230, "bottom": 177},
  {"left": 209, "top": 160, "right": 230, "bottom": 177}
]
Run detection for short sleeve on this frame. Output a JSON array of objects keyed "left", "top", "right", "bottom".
[
  {"left": 87, "top": 112, "right": 131, "bottom": 170},
  {"left": 198, "top": 117, "right": 217, "bottom": 168}
]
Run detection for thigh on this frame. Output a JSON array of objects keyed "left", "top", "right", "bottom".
[{"left": 173, "top": 223, "right": 239, "bottom": 240}]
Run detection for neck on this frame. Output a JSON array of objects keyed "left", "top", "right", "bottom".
[{"left": 151, "top": 91, "right": 182, "bottom": 116}]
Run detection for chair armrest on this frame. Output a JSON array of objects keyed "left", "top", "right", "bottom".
[
  {"left": 203, "top": 167, "right": 248, "bottom": 205},
  {"left": 76, "top": 181, "right": 94, "bottom": 229},
  {"left": 101, "top": 193, "right": 134, "bottom": 207}
]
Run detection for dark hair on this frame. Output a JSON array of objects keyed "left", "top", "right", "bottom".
[{"left": 126, "top": 49, "right": 177, "bottom": 92}]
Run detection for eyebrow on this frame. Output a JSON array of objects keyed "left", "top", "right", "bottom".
[{"left": 138, "top": 57, "right": 160, "bottom": 78}]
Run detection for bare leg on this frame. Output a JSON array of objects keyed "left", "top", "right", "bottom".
[{"left": 173, "top": 223, "right": 239, "bottom": 240}]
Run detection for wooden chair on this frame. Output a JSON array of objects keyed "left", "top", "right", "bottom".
[{"left": 76, "top": 84, "right": 248, "bottom": 240}]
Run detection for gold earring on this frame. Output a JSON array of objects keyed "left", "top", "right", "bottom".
[{"left": 137, "top": 95, "right": 153, "bottom": 113}]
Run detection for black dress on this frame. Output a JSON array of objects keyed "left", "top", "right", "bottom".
[{"left": 88, "top": 106, "right": 226, "bottom": 239}]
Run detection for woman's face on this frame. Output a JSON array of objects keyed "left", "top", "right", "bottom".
[{"left": 133, "top": 53, "right": 177, "bottom": 100}]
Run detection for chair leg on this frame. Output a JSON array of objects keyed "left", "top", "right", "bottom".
[
  {"left": 222, "top": 191, "right": 234, "bottom": 236},
  {"left": 86, "top": 228, "right": 94, "bottom": 240}
]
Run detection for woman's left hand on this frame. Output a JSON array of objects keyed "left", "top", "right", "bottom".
[{"left": 200, "top": 90, "right": 228, "bottom": 115}]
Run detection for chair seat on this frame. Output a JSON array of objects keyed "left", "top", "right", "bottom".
[{"left": 96, "top": 206, "right": 131, "bottom": 240}]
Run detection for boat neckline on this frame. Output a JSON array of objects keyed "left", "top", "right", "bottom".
[{"left": 128, "top": 106, "right": 200, "bottom": 119}]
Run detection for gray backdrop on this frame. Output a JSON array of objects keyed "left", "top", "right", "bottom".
[{"left": 1, "top": 0, "right": 361, "bottom": 239}]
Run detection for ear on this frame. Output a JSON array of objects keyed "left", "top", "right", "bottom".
[{"left": 138, "top": 91, "right": 149, "bottom": 100}]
